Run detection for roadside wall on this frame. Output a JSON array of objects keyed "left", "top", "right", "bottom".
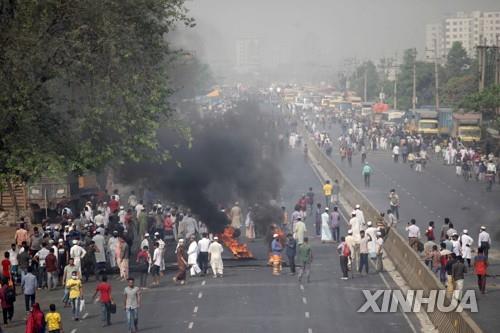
[{"left": 301, "top": 126, "right": 483, "bottom": 333}]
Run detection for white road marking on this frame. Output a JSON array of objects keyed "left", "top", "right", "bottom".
[
  {"left": 300, "top": 284, "right": 304, "bottom": 291},
  {"left": 188, "top": 322, "right": 194, "bottom": 329},
  {"left": 302, "top": 297, "right": 308, "bottom": 304},
  {"left": 70, "top": 330, "right": 77, "bottom": 333},
  {"left": 423, "top": 205, "right": 427, "bottom": 209},
  {"left": 193, "top": 306, "right": 198, "bottom": 313},
  {"left": 198, "top": 292, "right": 203, "bottom": 299},
  {"left": 305, "top": 311, "right": 310, "bottom": 318},
  {"left": 202, "top": 280, "right": 206, "bottom": 286},
  {"left": 308, "top": 329, "right": 313, "bottom": 333},
  {"left": 82, "top": 312, "right": 88, "bottom": 319}
]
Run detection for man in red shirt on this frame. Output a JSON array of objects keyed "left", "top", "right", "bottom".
[
  {"left": 109, "top": 196, "right": 120, "bottom": 214},
  {"left": 1, "top": 252, "right": 11, "bottom": 280},
  {"left": 45, "top": 248, "right": 58, "bottom": 290},
  {"left": 93, "top": 275, "right": 113, "bottom": 326}
]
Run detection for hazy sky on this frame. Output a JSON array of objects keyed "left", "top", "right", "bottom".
[{"left": 176, "top": 0, "right": 500, "bottom": 70}]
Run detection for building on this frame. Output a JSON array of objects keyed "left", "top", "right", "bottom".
[
  {"left": 424, "top": 23, "right": 446, "bottom": 63},
  {"left": 425, "top": 10, "right": 500, "bottom": 62},
  {"left": 235, "top": 38, "right": 261, "bottom": 73}
]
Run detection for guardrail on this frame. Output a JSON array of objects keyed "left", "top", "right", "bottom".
[{"left": 300, "top": 125, "right": 483, "bottom": 333}]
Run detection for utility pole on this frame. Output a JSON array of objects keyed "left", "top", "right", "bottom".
[
  {"left": 478, "top": 36, "right": 486, "bottom": 92},
  {"left": 412, "top": 48, "right": 417, "bottom": 110},
  {"left": 495, "top": 34, "right": 500, "bottom": 86},
  {"left": 433, "top": 39, "right": 440, "bottom": 111},
  {"left": 363, "top": 66, "right": 367, "bottom": 102}
]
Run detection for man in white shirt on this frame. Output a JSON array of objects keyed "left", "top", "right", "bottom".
[
  {"left": 8, "top": 244, "right": 19, "bottom": 281},
  {"left": 406, "top": 219, "right": 420, "bottom": 252},
  {"left": 152, "top": 242, "right": 162, "bottom": 286},
  {"left": 107, "top": 231, "right": 119, "bottom": 268},
  {"left": 208, "top": 237, "right": 224, "bottom": 278},
  {"left": 70, "top": 240, "right": 87, "bottom": 274},
  {"left": 135, "top": 201, "right": 145, "bottom": 219},
  {"left": 354, "top": 204, "right": 366, "bottom": 231},
  {"left": 92, "top": 230, "right": 106, "bottom": 273},
  {"left": 35, "top": 243, "right": 50, "bottom": 288},
  {"left": 140, "top": 233, "right": 150, "bottom": 251},
  {"left": 478, "top": 226, "right": 491, "bottom": 258},
  {"left": 198, "top": 233, "right": 211, "bottom": 276},
  {"left": 460, "top": 229, "right": 473, "bottom": 268},
  {"left": 154, "top": 233, "right": 166, "bottom": 273}
]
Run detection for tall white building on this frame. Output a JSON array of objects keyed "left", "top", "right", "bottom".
[
  {"left": 425, "top": 10, "right": 500, "bottom": 62},
  {"left": 425, "top": 23, "right": 446, "bottom": 63},
  {"left": 235, "top": 38, "right": 261, "bottom": 73}
]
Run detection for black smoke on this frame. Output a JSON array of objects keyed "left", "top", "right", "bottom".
[{"left": 117, "top": 100, "right": 283, "bottom": 233}]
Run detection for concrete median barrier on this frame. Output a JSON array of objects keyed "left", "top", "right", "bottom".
[{"left": 300, "top": 126, "right": 483, "bottom": 333}]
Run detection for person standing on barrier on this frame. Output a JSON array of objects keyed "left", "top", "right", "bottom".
[{"left": 406, "top": 219, "right": 420, "bottom": 252}]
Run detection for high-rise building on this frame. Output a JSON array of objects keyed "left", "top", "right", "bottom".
[
  {"left": 235, "top": 38, "right": 261, "bottom": 73},
  {"left": 425, "top": 10, "right": 500, "bottom": 62},
  {"left": 424, "top": 23, "right": 446, "bottom": 63}
]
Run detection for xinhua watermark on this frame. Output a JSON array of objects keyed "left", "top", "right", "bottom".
[{"left": 358, "top": 290, "right": 478, "bottom": 313}]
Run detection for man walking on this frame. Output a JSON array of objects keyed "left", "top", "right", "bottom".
[
  {"left": 473, "top": 248, "right": 488, "bottom": 294},
  {"left": 322, "top": 180, "right": 332, "bottom": 208},
  {"left": 359, "top": 230, "right": 369, "bottom": 275},
  {"left": 362, "top": 162, "right": 373, "bottom": 187},
  {"left": 208, "top": 237, "right": 224, "bottom": 278},
  {"left": 337, "top": 237, "right": 350, "bottom": 280},
  {"left": 197, "top": 233, "right": 210, "bottom": 276},
  {"left": 297, "top": 237, "right": 313, "bottom": 283},
  {"left": 452, "top": 256, "right": 467, "bottom": 301},
  {"left": 331, "top": 207, "right": 340, "bottom": 242},
  {"left": 93, "top": 275, "right": 113, "bottom": 327},
  {"left": 66, "top": 271, "right": 83, "bottom": 321},
  {"left": 21, "top": 267, "right": 37, "bottom": 312},
  {"left": 124, "top": 278, "right": 141, "bottom": 333},
  {"left": 478, "top": 226, "right": 491, "bottom": 259},
  {"left": 285, "top": 233, "right": 297, "bottom": 275},
  {"left": 406, "top": 219, "right": 421, "bottom": 252},
  {"left": 388, "top": 189, "right": 400, "bottom": 220}
]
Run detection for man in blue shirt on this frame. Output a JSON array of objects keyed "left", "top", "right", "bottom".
[
  {"left": 21, "top": 266, "right": 37, "bottom": 311},
  {"left": 362, "top": 162, "right": 373, "bottom": 187}
]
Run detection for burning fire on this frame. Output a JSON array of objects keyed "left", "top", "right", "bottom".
[{"left": 218, "top": 226, "right": 254, "bottom": 259}]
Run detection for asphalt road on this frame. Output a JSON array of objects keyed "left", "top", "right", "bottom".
[
  {"left": 5, "top": 146, "right": 419, "bottom": 333},
  {"left": 321, "top": 122, "right": 500, "bottom": 332},
  {"left": 323, "top": 123, "right": 500, "bottom": 253}
]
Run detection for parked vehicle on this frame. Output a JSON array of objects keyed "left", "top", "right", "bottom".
[{"left": 452, "top": 112, "right": 482, "bottom": 143}]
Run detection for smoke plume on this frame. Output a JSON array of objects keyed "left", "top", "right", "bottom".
[{"left": 118, "top": 100, "right": 283, "bottom": 232}]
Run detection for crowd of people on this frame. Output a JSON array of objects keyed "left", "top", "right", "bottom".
[{"left": 3, "top": 190, "right": 242, "bottom": 332}]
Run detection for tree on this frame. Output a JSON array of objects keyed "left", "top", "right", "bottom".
[
  {"left": 446, "top": 42, "right": 472, "bottom": 78},
  {"left": 0, "top": 0, "right": 194, "bottom": 186},
  {"left": 349, "top": 61, "right": 379, "bottom": 101},
  {"left": 441, "top": 75, "right": 477, "bottom": 108},
  {"left": 459, "top": 85, "right": 500, "bottom": 119}
]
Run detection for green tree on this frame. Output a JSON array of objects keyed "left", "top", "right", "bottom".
[
  {"left": 441, "top": 75, "right": 477, "bottom": 108},
  {"left": 0, "top": 0, "right": 194, "bottom": 186},
  {"left": 445, "top": 42, "right": 472, "bottom": 78},
  {"left": 459, "top": 85, "right": 500, "bottom": 119},
  {"left": 349, "top": 61, "right": 379, "bottom": 101}
]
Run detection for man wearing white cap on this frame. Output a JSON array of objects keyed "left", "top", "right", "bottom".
[
  {"left": 140, "top": 233, "right": 150, "bottom": 253},
  {"left": 270, "top": 234, "right": 283, "bottom": 275},
  {"left": 208, "top": 237, "right": 224, "bottom": 278},
  {"left": 320, "top": 208, "right": 333, "bottom": 242},
  {"left": 478, "top": 226, "right": 491, "bottom": 259},
  {"left": 293, "top": 217, "right": 307, "bottom": 245},
  {"left": 93, "top": 229, "right": 107, "bottom": 275},
  {"left": 345, "top": 229, "right": 358, "bottom": 272},
  {"left": 354, "top": 204, "right": 366, "bottom": 230},
  {"left": 107, "top": 231, "right": 119, "bottom": 269},
  {"left": 155, "top": 233, "right": 166, "bottom": 273},
  {"left": 70, "top": 240, "right": 87, "bottom": 274},
  {"left": 460, "top": 230, "right": 473, "bottom": 268}
]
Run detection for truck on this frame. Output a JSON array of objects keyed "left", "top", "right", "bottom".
[
  {"left": 414, "top": 109, "right": 439, "bottom": 136},
  {"left": 452, "top": 112, "right": 482, "bottom": 143},
  {"left": 438, "top": 108, "right": 453, "bottom": 136}
]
